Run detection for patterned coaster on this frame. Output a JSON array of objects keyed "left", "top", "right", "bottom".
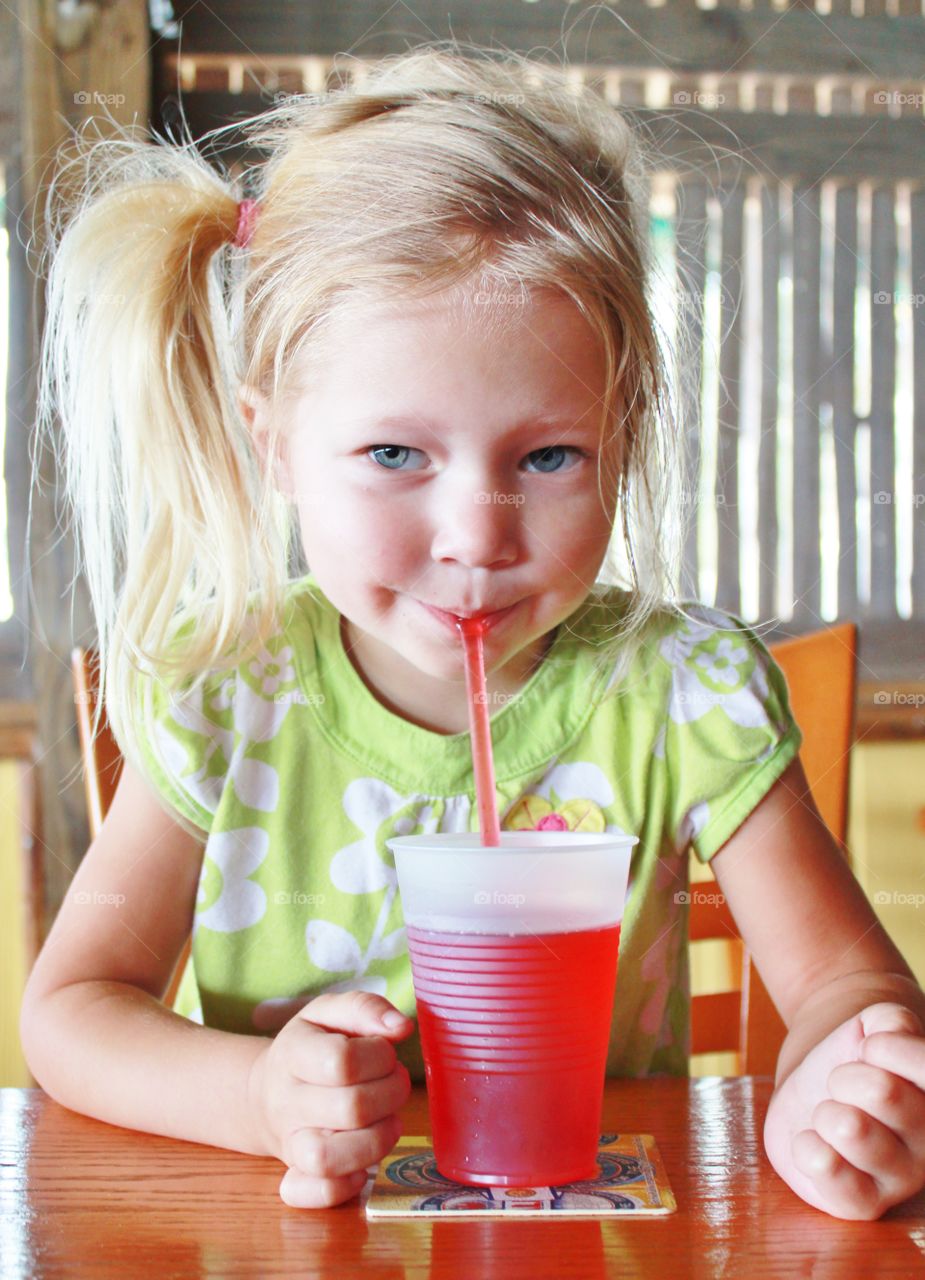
[{"left": 364, "top": 1133, "right": 676, "bottom": 1218}]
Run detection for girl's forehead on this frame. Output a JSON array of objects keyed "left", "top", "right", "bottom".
[
  {"left": 279, "top": 295, "right": 610, "bottom": 435},
  {"left": 320, "top": 281, "right": 592, "bottom": 353},
  {"left": 276, "top": 282, "right": 607, "bottom": 410}
]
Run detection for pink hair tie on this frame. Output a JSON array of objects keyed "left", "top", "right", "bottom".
[{"left": 234, "top": 197, "right": 260, "bottom": 248}]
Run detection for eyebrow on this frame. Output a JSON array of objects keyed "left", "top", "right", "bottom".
[{"left": 355, "top": 413, "right": 596, "bottom": 437}]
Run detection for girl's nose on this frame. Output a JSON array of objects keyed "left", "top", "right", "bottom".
[{"left": 430, "top": 481, "right": 522, "bottom": 569}]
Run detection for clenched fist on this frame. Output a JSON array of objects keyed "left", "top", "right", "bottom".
[
  {"left": 247, "top": 990, "right": 416, "bottom": 1208},
  {"left": 765, "top": 1002, "right": 925, "bottom": 1219}
]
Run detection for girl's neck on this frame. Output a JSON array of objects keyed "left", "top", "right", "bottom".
[{"left": 339, "top": 615, "right": 556, "bottom": 736}]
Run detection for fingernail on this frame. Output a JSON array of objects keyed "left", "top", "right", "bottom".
[{"left": 382, "top": 1010, "right": 407, "bottom": 1029}]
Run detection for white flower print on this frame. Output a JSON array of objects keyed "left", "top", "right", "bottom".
[
  {"left": 304, "top": 918, "right": 408, "bottom": 975},
  {"left": 306, "top": 919, "right": 365, "bottom": 971},
  {"left": 331, "top": 777, "right": 417, "bottom": 895},
  {"left": 523, "top": 760, "right": 614, "bottom": 809},
  {"left": 693, "top": 636, "right": 750, "bottom": 687},
  {"left": 230, "top": 672, "right": 292, "bottom": 743},
  {"left": 153, "top": 716, "right": 227, "bottom": 816},
  {"left": 210, "top": 676, "right": 236, "bottom": 714},
  {"left": 195, "top": 827, "right": 270, "bottom": 935},
  {"left": 659, "top": 611, "right": 773, "bottom": 734},
  {"left": 674, "top": 800, "right": 710, "bottom": 854},
  {"left": 248, "top": 644, "right": 295, "bottom": 697},
  {"left": 160, "top": 670, "right": 293, "bottom": 817},
  {"left": 302, "top": 781, "right": 471, "bottom": 994}
]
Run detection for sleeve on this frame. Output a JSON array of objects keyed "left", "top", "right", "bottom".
[
  {"left": 134, "top": 662, "right": 238, "bottom": 837},
  {"left": 661, "top": 604, "right": 804, "bottom": 864}
]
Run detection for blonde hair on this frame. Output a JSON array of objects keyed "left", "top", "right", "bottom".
[{"left": 36, "top": 41, "right": 699, "bottom": 779}]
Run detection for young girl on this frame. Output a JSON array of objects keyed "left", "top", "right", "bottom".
[{"left": 21, "top": 44, "right": 925, "bottom": 1219}]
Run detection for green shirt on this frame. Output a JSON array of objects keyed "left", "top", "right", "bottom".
[{"left": 139, "top": 575, "right": 802, "bottom": 1080}]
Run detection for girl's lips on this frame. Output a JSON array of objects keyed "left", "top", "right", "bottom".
[{"left": 419, "top": 600, "right": 520, "bottom": 633}]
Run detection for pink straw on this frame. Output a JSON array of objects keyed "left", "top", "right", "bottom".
[{"left": 456, "top": 618, "right": 501, "bottom": 846}]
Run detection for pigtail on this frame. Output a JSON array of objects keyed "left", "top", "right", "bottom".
[{"left": 36, "top": 123, "right": 290, "bottom": 774}]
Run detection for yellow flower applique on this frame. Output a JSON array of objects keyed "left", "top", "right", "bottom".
[{"left": 504, "top": 793, "right": 606, "bottom": 833}]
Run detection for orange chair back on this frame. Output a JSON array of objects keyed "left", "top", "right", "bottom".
[
  {"left": 689, "top": 622, "right": 858, "bottom": 1073},
  {"left": 769, "top": 625, "right": 857, "bottom": 849}
]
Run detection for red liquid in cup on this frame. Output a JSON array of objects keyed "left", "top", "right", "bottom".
[{"left": 406, "top": 920, "right": 622, "bottom": 1186}]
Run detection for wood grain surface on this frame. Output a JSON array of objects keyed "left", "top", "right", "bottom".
[{"left": 3, "top": 1079, "right": 925, "bottom": 1277}]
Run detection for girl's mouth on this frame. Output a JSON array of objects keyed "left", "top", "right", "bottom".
[{"left": 418, "top": 600, "right": 520, "bottom": 633}]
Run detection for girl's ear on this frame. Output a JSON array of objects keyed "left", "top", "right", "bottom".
[{"left": 238, "top": 384, "right": 295, "bottom": 500}]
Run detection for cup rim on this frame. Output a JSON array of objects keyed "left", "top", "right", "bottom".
[{"left": 386, "top": 830, "right": 639, "bottom": 854}]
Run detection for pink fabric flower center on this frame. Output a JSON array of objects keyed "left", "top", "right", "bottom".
[{"left": 536, "top": 813, "right": 569, "bottom": 831}]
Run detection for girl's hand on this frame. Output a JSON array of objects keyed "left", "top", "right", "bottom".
[
  {"left": 247, "top": 991, "right": 415, "bottom": 1208},
  {"left": 764, "top": 1002, "right": 925, "bottom": 1219}
]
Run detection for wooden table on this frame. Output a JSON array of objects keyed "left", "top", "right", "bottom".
[{"left": 3, "top": 1078, "right": 925, "bottom": 1277}]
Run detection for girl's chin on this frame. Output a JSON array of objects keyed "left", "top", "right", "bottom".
[
  {"left": 346, "top": 602, "right": 542, "bottom": 677},
  {"left": 397, "top": 633, "right": 510, "bottom": 683}
]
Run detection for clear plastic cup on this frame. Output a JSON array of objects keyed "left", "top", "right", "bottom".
[{"left": 386, "top": 830, "right": 637, "bottom": 1187}]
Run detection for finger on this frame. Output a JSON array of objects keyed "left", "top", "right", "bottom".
[
  {"left": 777, "top": 1008, "right": 867, "bottom": 1095},
  {"left": 860, "top": 1003, "right": 925, "bottom": 1038},
  {"left": 829, "top": 1060, "right": 925, "bottom": 1163},
  {"left": 859, "top": 1028, "right": 925, "bottom": 1093},
  {"left": 286, "top": 1112, "right": 402, "bottom": 1181},
  {"left": 812, "top": 1099, "right": 917, "bottom": 1195},
  {"left": 293, "top": 1019, "right": 401, "bottom": 1087},
  {"left": 298, "top": 991, "right": 416, "bottom": 1040},
  {"left": 790, "top": 1128, "right": 884, "bottom": 1221},
  {"left": 304, "top": 1061, "right": 411, "bottom": 1130},
  {"left": 278, "top": 1165, "right": 370, "bottom": 1210}
]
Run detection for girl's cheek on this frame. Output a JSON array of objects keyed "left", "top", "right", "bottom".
[{"left": 350, "top": 510, "right": 423, "bottom": 573}]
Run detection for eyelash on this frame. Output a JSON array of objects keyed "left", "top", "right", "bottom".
[{"left": 365, "top": 445, "right": 587, "bottom": 474}]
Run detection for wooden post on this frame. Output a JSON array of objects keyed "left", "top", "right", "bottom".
[
  {"left": 869, "top": 185, "right": 898, "bottom": 623},
  {"left": 675, "top": 178, "right": 708, "bottom": 602},
  {"left": 832, "top": 183, "right": 860, "bottom": 621},
  {"left": 716, "top": 183, "right": 745, "bottom": 615},
  {"left": 791, "top": 181, "right": 823, "bottom": 627},
  {"left": 758, "top": 181, "right": 781, "bottom": 622}
]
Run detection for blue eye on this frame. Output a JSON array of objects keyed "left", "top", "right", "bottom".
[
  {"left": 367, "top": 443, "right": 585, "bottom": 473},
  {"left": 368, "top": 445, "right": 427, "bottom": 471},
  {"left": 523, "top": 446, "right": 582, "bottom": 474}
]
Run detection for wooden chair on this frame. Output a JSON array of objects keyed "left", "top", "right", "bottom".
[
  {"left": 689, "top": 622, "right": 859, "bottom": 1074},
  {"left": 71, "top": 648, "right": 123, "bottom": 841},
  {"left": 70, "top": 648, "right": 191, "bottom": 1006}
]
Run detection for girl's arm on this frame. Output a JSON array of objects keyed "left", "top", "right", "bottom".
[
  {"left": 19, "top": 761, "right": 413, "bottom": 1208},
  {"left": 710, "top": 755, "right": 925, "bottom": 1218},
  {"left": 19, "top": 760, "right": 269, "bottom": 1155}
]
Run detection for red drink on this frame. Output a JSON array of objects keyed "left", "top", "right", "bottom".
[{"left": 406, "top": 921, "right": 622, "bottom": 1186}]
